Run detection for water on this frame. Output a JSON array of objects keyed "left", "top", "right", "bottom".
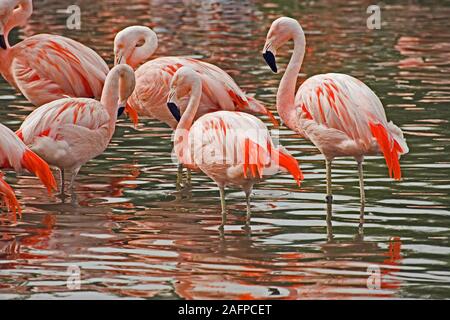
[{"left": 0, "top": 0, "right": 449, "bottom": 299}]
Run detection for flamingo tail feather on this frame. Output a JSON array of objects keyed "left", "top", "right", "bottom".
[
  {"left": 369, "top": 122, "right": 403, "bottom": 180},
  {"left": 21, "top": 150, "right": 57, "bottom": 194}
]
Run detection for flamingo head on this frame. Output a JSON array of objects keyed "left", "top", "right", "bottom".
[
  {"left": 262, "top": 17, "right": 304, "bottom": 73},
  {"left": 0, "top": 0, "right": 32, "bottom": 49},
  {"left": 167, "top": 67, "right": 201, "bottom": 122},
  {"left": 114, "top": 25, "right": 158, "bottom": 69}
]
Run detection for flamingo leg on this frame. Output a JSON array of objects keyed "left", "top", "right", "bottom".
[
  {"left": 176, "top": 164, "right": 183, "bottom": 190},
  {"left": 243, "top": 186, "right": 253, "bottom": 224},
  {"left": 58, "top": 168, "right": 66, "bottom": 201},
  {"left": 219, "top": 185, "right": 227, "bottom": 228},
  {"left": 186, "top": 168, "right": 192, "bottom": 187},
  {"left": 69, "top": 167, "right": 81, "bottom": 206},
  {"left": 325, "top": 159, "right": 333, "bottom": 209},
  {"left": 357, "top": 161, "right": 365, "bottom": 236}
]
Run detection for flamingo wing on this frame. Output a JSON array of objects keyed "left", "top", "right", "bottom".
[
  {"left": 18, "top": 98, "right": 109, "bottom": 145},
  {"left": 130, "top": 62, "right": 176, "bottom": 126},
  {"left": 0, "top": 123, "right": 56, "bottom": 193},
  {"left": 189, "top": 111, "right": 302, "bottom": 185},
  {"left": 11, "top": 34, "right": 109, "bottom": 106},
  {"left": 131, "top": 57, "right": 278, "bottom": 126},
  {"left": 184, "top": 59, "right": 279, "bottom": 125},
  {"left": 295, "top": 73, "right": 408, "bottom": 179}
]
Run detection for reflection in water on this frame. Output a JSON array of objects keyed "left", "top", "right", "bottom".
[{"left": 0, "top": 0, "right": 450, "bottom": 299}]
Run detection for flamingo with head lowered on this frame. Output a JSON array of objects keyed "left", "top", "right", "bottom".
[
  {"left": 114, "top": 26, "right": 279, "bottom": 187},
  {"left": 166, "top": 66, "right": 303, "bottom": 227},
  {"left": 16, "top": 64, "right": 136, "bottom": 205},
  {"left": 262, "top": 17, "right": 409, "bottom": 210},
  {"left": 0, "top": 0, "right": 137, "bottom": 124},
  {"left": 0, "top": 123, "right": 56, "bottom": 219}
]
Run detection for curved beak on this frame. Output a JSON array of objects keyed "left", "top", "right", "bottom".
[
  {"left": 263, "top": 49, "right": 277, "bottom": 73},
  {"left": 114, "top": 53, "right": 124, "bottom": 66},
  {"left": 0, "top": 34, "right": 7, "bottom": 50},
  {"left": 167, "top": 90, "right": 181, "bottom": 122},
  {"left": 262, "top": 40, "right": 277, "bottom": 73}
]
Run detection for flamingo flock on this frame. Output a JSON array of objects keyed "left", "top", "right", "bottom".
[{"left": 0, "top": 0, "right": 408, "bottom": 228}]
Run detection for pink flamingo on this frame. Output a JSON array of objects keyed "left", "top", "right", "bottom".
[
  {"left": 114, "top": 26, "right": 278, "bottom": 186},
  {"left": 0, "top": 0, "right": 107, "bottom": 104},
  {"left": 0, "top": 0, "right": 137, "bottom": 125},
  {"left": 16, "top": 64, "right": 136, "bottom": 204},
  {"left": 167, "top": 67, "right": 303, "bottom": 226},
  {"left": 0, "top": 123, "right": 57, "bottom": 218},
  {"left": 262, "top": 17, "right": 409, "bottom": 208},
  {"left": 114, "top": 26, "right": 278, "bottom": 129}
]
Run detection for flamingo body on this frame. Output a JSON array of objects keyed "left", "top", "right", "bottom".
[
  {"left": 188, "top": 111, "right": 302, "bottom": 189},
  {"left": 294, "top": 73, "right": 408, "bottom": 178},
  {"left": 130, "top": 57, "right": 277, "bottom": 129},
  {"left": 17, "top": 98, "right": 112, "bottom": 171},
  {"left": 0, "top": 34, "right": 109, "bottom": 106}
]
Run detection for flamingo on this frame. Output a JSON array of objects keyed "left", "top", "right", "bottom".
[
  {"left": 0, "top": 123, "right": 57, "bottom": 218},
  {"left": 262, "top": 17, "right": 409, "bottom": 209},
  {"left": 114, "top": 26, "right": 278, "bottom": 128},
  {"left": 16, "top": 64, "right": 136, "bottom": 204},
  {"left": 114, "top": 26, "right": 278, "bottom": 186},
  {"left": 0, "top": 0, "right": 137, "bottom": 125},
  {"left": 166, "top": 66, "right": 303, "bottom": 227}
]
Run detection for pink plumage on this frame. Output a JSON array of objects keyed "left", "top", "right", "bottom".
[
  {"left": 0, "top": 123, "right": 57, "bottom": 218},
  {"left": 114, "top": 26, "right": 278, "bottom": 129},
  {"left": 167, "top": 67, "right": 302, "bottom": 227},
  {"left": 0, "top": 0, "right": 109, "bottom": 106},
  {"left": 263, "top": 17, "right": 408, "bottom": 207},
  {"left": 17, "top": 64, "right": 136, "bottom": 204}
]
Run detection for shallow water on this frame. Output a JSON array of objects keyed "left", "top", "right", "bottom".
[{"left": 0, "top": 0, "right": 450, "bottom": 299}]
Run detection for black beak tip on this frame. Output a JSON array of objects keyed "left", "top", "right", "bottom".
[
  {"left": 167, "top": 102, "right": 181, "bottom": 122},
  {"left": 0, "top": 35, "right": 7, "bottom": 50},
  {"left": 117, "top": 106, "right": 125, "bottom": 117},
  {"left": 263, "top": 51, "right": 277, "bottom": 73}
]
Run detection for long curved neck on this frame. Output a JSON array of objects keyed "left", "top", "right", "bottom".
[
  {"left": 179, "top": 82, "right": 202, "bottom": 131},
  {"left": 100, "top": 72, "right": 121, "bottom": 130},
  {"left": 277, "top": 30, "right": 306, "bottom": 131},
  {"left": 4, "top": 0, "right": 33, "bottom": 45},
  {"left": 174, "top": 81, "right": 202, "bottom": 162}
]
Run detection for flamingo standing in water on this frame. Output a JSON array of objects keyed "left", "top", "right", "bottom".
[
  {"left": 166, "top": 67, "right": 303, "bottom": 226},
  {"left": 262, "top": 17, "right": 409, "bottom": 209},
  {"left": 0, "top": 123, "right": 56, "bottom": 218},
  {"left": 114, "top": 26, "right": 278, "bottom": 186},
  {"left": 16, "top": 64, "right": 136, "bottom": 204}
]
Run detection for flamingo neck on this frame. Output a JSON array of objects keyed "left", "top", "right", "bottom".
[
  {"left": 277, "top": 31, "right": 305, "bottom": 131},
  {"left": 174, "top": 81, "right": 202, "bottom": 163},
  {"left": 100, "top": 72, "right": 121, "bottom": 134}
]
